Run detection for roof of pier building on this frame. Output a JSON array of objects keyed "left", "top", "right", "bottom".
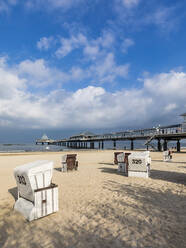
[
  {"left": 70, "top": 131, "right": 96, "bottom": 140},
  {"left": 41, "top": 134, "right": 49, "bottom": 140}
]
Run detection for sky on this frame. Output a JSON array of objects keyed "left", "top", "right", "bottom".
[{"left": 0, "top": 0, "right": 186, "bottom": 142}]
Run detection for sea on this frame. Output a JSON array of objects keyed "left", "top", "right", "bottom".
[{"left": 0, "top": 140, "right": 185, "bottom": 153}]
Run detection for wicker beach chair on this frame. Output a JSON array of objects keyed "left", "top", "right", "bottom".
[
  {"left": 62, "top": 154, "right": 78, "bottom": 171},
  {"left": 114, "top": 152, "right": 123, "bottom": 164},
  {"left": 14, "top": 160, "right": 58, "bottom": 221}
]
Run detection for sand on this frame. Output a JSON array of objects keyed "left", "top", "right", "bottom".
[{"left": 0, "top": 149, "right": 186, "bottom": 248}]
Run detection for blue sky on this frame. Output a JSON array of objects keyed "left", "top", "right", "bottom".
[{"left": 0, "top": 0, "right": 186, "bottom": 142}]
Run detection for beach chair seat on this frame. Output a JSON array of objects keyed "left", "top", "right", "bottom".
[{"left": 14, "top": 160, "right": 59, "bottom": 221}]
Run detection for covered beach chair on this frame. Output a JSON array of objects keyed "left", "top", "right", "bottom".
[
  {"left": 128, "top": 152, "right": 151, "bottom": 178},
  {"left": 61, "top": 154, "right": 78, "bottom": 172},
  {"left": 163, "top": 150, "right": 172, "bottom": 162},
  {"left": 14, "top": 160, "right": 58, "bottom": 221},
  {"left": 117, "top": 152, "right": 131, "bottom": 175}
]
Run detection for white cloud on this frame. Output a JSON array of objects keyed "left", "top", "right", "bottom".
[
  {"left": 55, "top": 32, "right": 115, "bottom": 58},
  {"left": 56, "top": 33, "right": 87, "bottom": 58},
  {"left": 121, "top": 38, "right": 134, "bottom": 53},
  {"left": 1, "top": 56, "right": 185, "bottom": 130},
  {"left": 26, "top": 0, "right": 83, "bottom": 11},
  {"left": 144, "top": 70, "right": 186, "bottom": 97},
  {"left": 83, "top": 45, "right": 100, "bottom": 59},
  {"left": 145, "top": 7, "right": 177, "bottom": 31},
  {"left": 118, "top": 0, "right": 140, "bottom": 9},
  {"left": 164, "top": 103, "right": 177, "bottom": 113},
  {"left": 37, "top": 37, "right": 54, "bottom": 50},
  {"left": 0, "top": 0, "right": 18, "bottom": 13},
  {"left": 18, "top": 59, "right": 66, "bottom": 87},
  {"left": 51, "top": 31, "right": 129, "bottom": 83},
  {"left": 89, "top": 53, "right": 129, "bottom": 83}
]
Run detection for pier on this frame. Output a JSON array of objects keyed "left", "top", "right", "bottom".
[{"left": 36, "top": 114, "right": 186, "bottom": 152}]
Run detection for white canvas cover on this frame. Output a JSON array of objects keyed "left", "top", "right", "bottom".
[{"left": 14, "top": 160, "right": 53, "bottom": 202}]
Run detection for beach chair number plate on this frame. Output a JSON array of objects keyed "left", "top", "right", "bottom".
[
  {"left": 132, "top": 159, "right": 142, "bottom": 165},
  {"left": 17, "top": 175, "right": 26, "bottom": 185}
]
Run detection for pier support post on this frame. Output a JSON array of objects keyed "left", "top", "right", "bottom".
[
  {"left": 163, "top": 140, "right": 167, "bottom": 151},
  {"left": 131, "top": 140, "right": 134, "bottom": 150},
  {"left": 113, "top": 140, "right": 116, "bottom": 149},
  {"left": 101, "top": 141, "right": 104, "bottom": 149},
  {"left": 157, "top": 139, "right": 162, "bottom": 151},
  {"left": 177, "top": 140, "right": 181, "bottom": 152},
  {"left": 99, "top": 142, "right": 101, "bottom": 149}
]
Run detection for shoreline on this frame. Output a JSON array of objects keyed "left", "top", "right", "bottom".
[{"left": 0, "top": 147, "right": 186, "bottom": 156}]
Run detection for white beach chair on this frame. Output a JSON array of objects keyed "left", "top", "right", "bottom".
[
  {"left": 163, "top": 151, "right": 172, "bottom": 162},
  {"left": 14, "top": 160, "right": 58, "bottom": 221},
  {"left": 128, "top": 152, "right": 151, "bottom": 178},
  {"left": 61, "top": 155, "right": 67, "bottom": 172}
]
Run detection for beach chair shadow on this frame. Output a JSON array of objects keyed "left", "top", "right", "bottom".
[
  {"left": 178, "top": 166, "right": 186, "bottom": 169},
  {"left": 54, "top": 167, "right": 62, "bottom": 172},
  {"left": 152, "top": 159, "right": 186, "bottom": 164},
  {"left": 150, "top": 169, "right": 186, "bottom": 185},
  {"left": 99, "top": 162, "right": 115, "bottom": 165},
  {"left": 8, "top": 187, "right": 18, "bottom": 201},
  {"left": 98, "top": 167, "right": 120, "bottom": 175}
]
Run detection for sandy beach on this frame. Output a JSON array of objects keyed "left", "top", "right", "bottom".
[{"left": 0, "top": 149, "right": 186, "bottom": 248}]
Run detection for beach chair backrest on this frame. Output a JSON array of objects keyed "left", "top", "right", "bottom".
[
  {"left": 14, "top": 160, "right": 53, "bottom": 202},
  {"left": 117, "top": 153, "right": 125, "bottom": 163},
  {"left": 128, "top": 153, "right": 149, "bottom": 172},
  {"left": 66, "top": 154, "right": 77, "bottom": 170},
  {"left": 114, "top": 152, "right": 123, "bottom": 164},
  {"left": 62, "top": 154, "right": 67, "bottom": 163}
]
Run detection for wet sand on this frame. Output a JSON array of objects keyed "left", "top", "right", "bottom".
[{"left": 0, "top": 150, "right": 186, "bottom": 248}]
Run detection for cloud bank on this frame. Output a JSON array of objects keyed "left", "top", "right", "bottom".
[{"left": 0, "top": 57, "right": 185, "bottom": 130}]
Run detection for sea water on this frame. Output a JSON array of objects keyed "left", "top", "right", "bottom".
[
  {"left": 0, "top": 140, "right": 185, "bottom": 153},
  {"left": 0, "top": 143, "right": 66, "bottom": 153}
]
